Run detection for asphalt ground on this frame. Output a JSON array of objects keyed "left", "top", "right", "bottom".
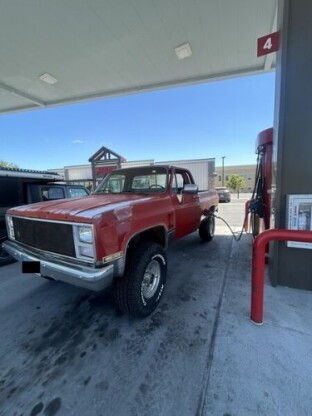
[{"left": 1, "top": 195, "right": 311, "bottom": 416}]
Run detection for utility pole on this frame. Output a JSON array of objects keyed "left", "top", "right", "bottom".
[{"left": 222, "top": 156, "right": 226, "bottom": 186}]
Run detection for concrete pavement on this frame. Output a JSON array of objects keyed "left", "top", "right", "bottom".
[{"left": 0, "top": 197, "right": 311, "bottom": 416}]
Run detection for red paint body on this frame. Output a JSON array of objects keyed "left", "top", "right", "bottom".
[{"left": 251, "top": 229, "right": 312, "bottom": 324}]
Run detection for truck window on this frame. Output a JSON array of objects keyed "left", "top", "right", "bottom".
[
  {"left": 42, "top": 187, "right": 65, "bottom": 200},
  {"left": 132, "top": 173, "right": 167, "bottom": 191},
  {"left": 95, "top": 167, "right": 168, "bottom": 194},
  {"left": 107, "top": 175, "right": 126, "bottom": 193},
  {"left": 173, "top": 170, "right": 192, "bottom": 193},
  {"left": 172, "top": 173, "right": 184, "bottom": 193},
  {"left": 68, "top": 188, "right": 88, "bottom": 198}
]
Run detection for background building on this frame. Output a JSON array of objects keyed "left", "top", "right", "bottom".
[
  {"left": 214, "top": 164, "right": 256, "bottom": 192},
  {"left": 50, "top": 156, "right": 216, "bottom": 191},
  {"left": 50, "top": 153, "right": 256, "bottom": 193},
  {"left": 155, "top": 158, "right": 215, "bottom": 190}
]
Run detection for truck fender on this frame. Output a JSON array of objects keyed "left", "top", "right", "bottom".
[{"left": 120, "top": 225, "right": 168, "bottom": 276}]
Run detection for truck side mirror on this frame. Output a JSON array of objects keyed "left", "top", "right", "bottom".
[{"left": 183, "top": 184, "right": 198, "bottom": 194}]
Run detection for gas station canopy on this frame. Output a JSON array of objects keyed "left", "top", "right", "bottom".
[{"left": 0, "top": 0, "right": 276, "bottom": 114}]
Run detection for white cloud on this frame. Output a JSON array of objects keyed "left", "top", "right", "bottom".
[{"left": 72, "top": 139, "right": 83, "bottom": 144}]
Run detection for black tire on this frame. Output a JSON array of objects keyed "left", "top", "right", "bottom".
[
  {"left": 114, "top": 242, "right": 167, "bottom": 318},
  {"left": 0, "top": 241, "right": 16, "bottom": 267},
  {"left": 199, "top": 215, "right": 215, "bottom": 242}
]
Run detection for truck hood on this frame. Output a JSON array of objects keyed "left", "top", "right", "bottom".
[{"left": 8, "top": 194, "right": 153, "bottom": 223}]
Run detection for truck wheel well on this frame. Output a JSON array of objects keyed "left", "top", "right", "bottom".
[
  {"left": 203, "top": 205, "right": 217, "bottom": 216},
  {"left": 127, "top": 227, "right": 167, "bottom": 254}
]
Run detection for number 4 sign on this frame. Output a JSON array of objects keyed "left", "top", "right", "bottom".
[{"left": 257, "top": 31, "right": 280, "bottom": 57}]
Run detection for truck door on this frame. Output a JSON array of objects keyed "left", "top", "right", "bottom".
[{"left": 171, "top": 169, "right": 201, "bottom": 239}]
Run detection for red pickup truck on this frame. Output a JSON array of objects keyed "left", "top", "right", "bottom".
[{"left": 4, "top": 166, "right": 218, "bottom": 317}]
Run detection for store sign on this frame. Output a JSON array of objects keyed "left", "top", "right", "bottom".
[
  {"left": 95, "top": 165, "right": 117, "bottom": 176},
  {"left": 257, "top": 31, "right": 280, "bottom": 57}
]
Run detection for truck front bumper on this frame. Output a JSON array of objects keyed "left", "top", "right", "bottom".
[{"left": 3, "top": 240, "right": 114, "bottom": 292}]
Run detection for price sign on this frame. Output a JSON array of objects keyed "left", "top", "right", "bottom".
[{"left": 257, "top": 31, "right": 280, "bottom": 57}]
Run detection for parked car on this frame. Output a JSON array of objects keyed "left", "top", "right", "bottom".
[
  {"left": 0, "top": 168, "right": 89, "bottom": 266},
  {"left": 215, "top": 187, "right": 231, "bottom": 203}
]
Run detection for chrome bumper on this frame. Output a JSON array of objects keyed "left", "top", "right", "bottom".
[{"left": 3, "top": 240, "right": 114, "bottom": 292}]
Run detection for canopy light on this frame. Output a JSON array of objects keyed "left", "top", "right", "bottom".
[
  {"left": 39, "top": 73, "right": 58, "bottom": 85},
  {"left": 174, "top": 42, "right": 192, "bottom": 60}
]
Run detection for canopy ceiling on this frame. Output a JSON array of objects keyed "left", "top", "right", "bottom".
[{"left": 0, "top": 0, "right": 277, "bottom": 114}]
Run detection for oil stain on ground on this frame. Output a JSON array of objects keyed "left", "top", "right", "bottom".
[{"left": 0, "top": 289, "right": 120, "bottom": 415}]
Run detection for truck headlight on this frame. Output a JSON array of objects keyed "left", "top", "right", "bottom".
[
  {"left": 73, "top": 224, "right": 95, "bottom": 260},
  {"left": 6, "top": 215, "right": 15, "bottom": 240},
  {"left": 78, "top": 226, "right": 93, "bottom": 244}
]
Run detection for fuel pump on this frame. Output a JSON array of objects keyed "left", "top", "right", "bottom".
[{"left": 249, "top": 128, "right": 273, "bottom": 236}]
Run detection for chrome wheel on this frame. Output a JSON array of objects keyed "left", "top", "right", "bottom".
[
  {"left": 114, "top": 242, "right": 167, "bottom": 317},
  {"left": 141, "top": 259, "right": 161, "bottom": 299}
]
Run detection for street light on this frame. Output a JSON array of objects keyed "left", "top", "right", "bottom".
[{"left": 222, "top": 156, "right": 226, "bottom": 186}]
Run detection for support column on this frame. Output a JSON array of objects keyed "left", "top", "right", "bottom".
[{"left": 270, "top": 0, "right": 312, "bottom": 289}]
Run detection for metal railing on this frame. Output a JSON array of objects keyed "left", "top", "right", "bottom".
[{"left": 251, "top": 229, "right": 312, "bottom": 324}]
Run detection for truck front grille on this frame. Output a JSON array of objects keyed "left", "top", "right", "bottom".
[{"left": 13, "top": 217, "right": 76, "bottom": 257}]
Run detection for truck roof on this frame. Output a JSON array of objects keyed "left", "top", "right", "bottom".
[{"left": 0, "top": 167, "right": 63, "bottom": 181}]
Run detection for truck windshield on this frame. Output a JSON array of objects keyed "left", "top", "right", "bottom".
[{"left": 95, "top": 167, "right": 168, "bottom": 194}]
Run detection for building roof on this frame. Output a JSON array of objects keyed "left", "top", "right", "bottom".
[
  {"left": 0, "top": 167, "right": 63, "bottom": 180},
  {"left": 88, "top": 146, "right": 126, "bottom": 163}
]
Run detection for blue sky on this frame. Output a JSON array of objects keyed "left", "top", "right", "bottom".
[{"left": 1, "top": 71, "right": 275, "bottom": 170}]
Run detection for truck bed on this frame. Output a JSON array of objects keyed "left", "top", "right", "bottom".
[{"left": 198, "top": 189, "right": 219, "bottom": 215}]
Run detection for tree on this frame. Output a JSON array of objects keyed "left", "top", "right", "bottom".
[
  {"left": 0, "top": 160, "right": 19, "bottom": 169},
  {"left": 227, "top": 174, "right": 245, "bottom": 198}
]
